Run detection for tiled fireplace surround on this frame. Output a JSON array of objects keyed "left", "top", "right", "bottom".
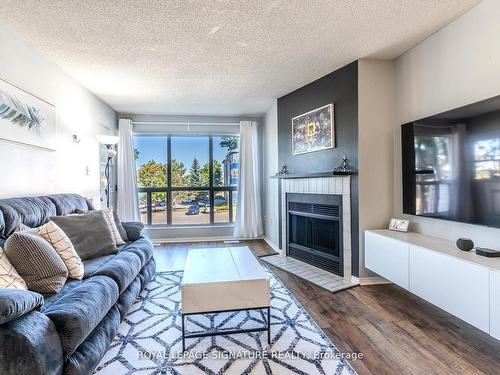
[
  {"left": 280, "top": 176, "right": 352, "bottom": 281},
  {"left": 263, "top": 176, "right": 354, "bottom": 291}
]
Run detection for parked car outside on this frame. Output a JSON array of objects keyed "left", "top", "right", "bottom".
[
  {"left": 186, "top": 205, "right": 200, "bottom": 215},
  {"left": 214, "top": 196, "right": 227, "bottom": 206}
]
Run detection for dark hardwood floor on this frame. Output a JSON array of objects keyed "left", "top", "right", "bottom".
[{"left": 154, "top": 240, "right": 500, "bottom": 375}]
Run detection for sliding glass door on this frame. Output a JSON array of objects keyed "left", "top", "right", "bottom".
[{"left": 134, "top": 135, "right": 239, "bottom": 226}]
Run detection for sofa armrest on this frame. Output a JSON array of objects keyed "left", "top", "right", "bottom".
[
  {"left": 0, "top": 289, "right": 44, "bottom": 325},
  {"left": 0, "top": 310, "right": 64, "bottom": 375},
  {"left": 121, "top": 222, "right": 145, "bottom": 241}
]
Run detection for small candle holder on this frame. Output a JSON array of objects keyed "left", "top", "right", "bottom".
[
  {"left": 334, "top": 156, "right": 351, "bottom": 174},
  {"left": 276, "top": 165, "right": 288, "bottom": 176}
]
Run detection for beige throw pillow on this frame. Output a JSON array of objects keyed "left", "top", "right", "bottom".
[
  {"left": 102, "top": 208, "right": 125, "bottom": 246},
  {"left": 0, "top": 247, "right": 27, "bottom": 289},
  {"left": 18, "top": 222, "right": 84, "bottom": 280}
]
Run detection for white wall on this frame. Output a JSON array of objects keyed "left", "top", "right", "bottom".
[
  {"left": 262, "top": 102, "right": 279, "bottom": 248},
  {"left": 394, "top": 0, "right": 500, "bottom": 246},
  {"left": 0, "top": 21, "right": 117, "bottom": 205},
  {"left": 358, "top": 59, "right": 396, "bottom": 278}
]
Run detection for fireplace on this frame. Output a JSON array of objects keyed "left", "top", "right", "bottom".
[{"left": 286, "top": 193, "right": 343, "bottom": 276}]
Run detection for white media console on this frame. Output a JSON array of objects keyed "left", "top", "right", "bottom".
[{"left": 365, "top": 229, "right": 500, "bottom": 340}]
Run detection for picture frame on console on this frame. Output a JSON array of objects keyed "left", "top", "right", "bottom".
[{"left": 389, "top": 218, "right": 409, "bottom": 232}]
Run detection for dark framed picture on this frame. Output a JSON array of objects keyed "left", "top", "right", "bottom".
[{"left": 292, "top": 103, "right": 334, "bottom": 155}]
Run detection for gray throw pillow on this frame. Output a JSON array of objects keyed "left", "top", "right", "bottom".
[
  {"left": 0, "top": 289, "right": 44, "bottom": 324},
  {"left": 122, "top": 222, "right": 145, "bottom": 241},
  {"left": 51, "top": 211, "right": 117, "bottom": 260},
  {"left": 4, "top": 232, "right": 68, "bottom": 293}
]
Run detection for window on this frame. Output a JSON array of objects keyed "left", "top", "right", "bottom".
[
  {"left": 474, "top": 138, "right": 500, "bottom": 180},
  {"left": 134, "top": 135, "right": 239, "bottom": 226},
  {"left": 414, "top": 135, "right": 452, "bottom": 215}
]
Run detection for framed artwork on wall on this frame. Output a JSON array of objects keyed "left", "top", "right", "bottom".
[
  {"left": 0, "top": 79, "right": 56, "bottom": 151},
  {"left": 292, "top": 103, "right": 334, "bottom": 155}
]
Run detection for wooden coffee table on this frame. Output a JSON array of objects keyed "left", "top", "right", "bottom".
[{"left": 180, "top": 247, "right": 271, "bottom": 351}]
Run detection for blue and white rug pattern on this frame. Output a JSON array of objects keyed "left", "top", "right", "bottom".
[{"left": 94, "top": 267, "right": 357, "bottom": 374}]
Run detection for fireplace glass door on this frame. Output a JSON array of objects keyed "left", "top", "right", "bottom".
[{"left": 289, "top": 214, "right": 340, "bottom": 257}]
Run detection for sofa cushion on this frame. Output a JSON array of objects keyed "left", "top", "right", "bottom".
[
  {"left": 92, "top": 252, "right": 142, "bottom": 293},
  {"left": 42, "top": 279, "right": 82, "bottom": 310},
  {"left": 65, "top": 305, "right": 121, "bottom": 375},
  {"left": 47, "top": 194, "right": 90, "bottom": 216},
  {"left": 121, "top": 221, "right": 144, "bottom": 242},
  {"left": 0, "top": 247, "right": 27, "bottom": 289},
  {"left": 116, "top": 278, "right": 142, "bottom": 321},
  {"left": 43, "top": 275, "right": 119, "bottom": 358},
  {"left": 119, "top": 237, "right": 154, "bottom": 267},
  {"left": 85, "top": 198, "right": 95, "bottom": 211},
  {"left": 138, "top": 257, "right": 156, "bottom": 291},
  {"left": 51, "top": 211, "right": 117, "bottom": 261},
  {"left": 0, "top": 311, "right": 64, "bottom": 375},
  {"left": 0, "top": 211, "right": 4, "bottom": 238},
  {"left": 0, "top": 289, "right": 43, "bottom": 324},
  {"left": 0, "top": 196, "right": 56, "bottom": 238},
  {"left": 82, "top": 255, "right": 116, "bottom": 279},
  {"left": 4, "top": 232, "right": 68, "bottom": 293}
]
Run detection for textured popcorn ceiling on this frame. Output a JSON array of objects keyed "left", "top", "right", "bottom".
[{"left": 0, "top": 0, "right": 479, "bottom": 115}]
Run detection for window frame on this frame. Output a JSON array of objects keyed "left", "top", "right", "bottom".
[{"left": 135, "top": 134, "right": 238, "bottom": 226}]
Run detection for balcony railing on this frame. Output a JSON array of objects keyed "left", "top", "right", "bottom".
[{"left": 137, "top": 186, "right": 237, "bottom": 226}]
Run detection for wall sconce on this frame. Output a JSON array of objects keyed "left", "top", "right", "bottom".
[{"left": 72, "top": 134, "right": 81, "bottom": 143}]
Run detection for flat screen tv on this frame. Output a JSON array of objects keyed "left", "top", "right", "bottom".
[{"left": 402, "top": 95, "right": 500, "bottom": 228}]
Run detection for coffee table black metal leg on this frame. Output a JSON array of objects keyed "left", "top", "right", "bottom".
[
  {"left": 181, "top": 313, "right": 186, "bottom": 352},
  {"left": 267, "top": 306, "right": 271, "bottom": 345}
]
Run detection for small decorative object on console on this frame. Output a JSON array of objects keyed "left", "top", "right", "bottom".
[
  {"left": 276, "top": 165, "right": 288, "bottom": 176},
  {"left": 388, "top": 218, "right": 409, "bottom": 232},
  {"left": 456, "top": 238, "right": 474, "bottom": 252},
  {"left": 333, "top": 155, "right": 351, "bottom": 174},
  {"left": 475, "top": 247, "right": 500, "bottom": 257}
]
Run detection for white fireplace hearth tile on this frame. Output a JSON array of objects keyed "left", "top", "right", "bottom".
[
  {"left": 261, "top": 255, "right": 358, "bottom": 293},
  {"left": 335, "top": 177, "right": 342, "bottom": 194},
  {"left": 343, "top": 176, "right": 350, "bottom": 193}
]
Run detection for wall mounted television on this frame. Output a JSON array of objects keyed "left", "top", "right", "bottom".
[{"left": 402, "top": 95, "right": 500, "bottom": 228}]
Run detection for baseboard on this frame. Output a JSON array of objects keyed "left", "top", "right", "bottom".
[
  {"left": 263, "top": 236, "right": 282, "bottom": 254},
  {"left": 152, "top": 235, "right": 266, "bottom": 244},
  {"left": 356, "top": 276, "right": 392, "bottom": 286}
]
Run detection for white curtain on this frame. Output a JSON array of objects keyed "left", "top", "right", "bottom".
[
  {"left": 234, "top": 120, "right": 263, "bottom": 238},
  {"left": 117, "top": 119, "right": 140, "bottom": 221}
]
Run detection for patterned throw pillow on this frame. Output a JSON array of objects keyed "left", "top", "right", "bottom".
[
  {"left": 17, "top": 222, "right": 84, "bottom": 280},
  {"left": 102, "top": 208, "right": 125, "bottom": 246},
  {"left": 0, "top": 247, "right": 27, "bottom": 289},
  {"left": 4, "top": 232, "right": 68, "bottom": 293}
]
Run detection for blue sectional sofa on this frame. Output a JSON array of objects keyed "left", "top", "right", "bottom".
[{"left": 0, "top": 194, "right": 156, "bottom": 375}]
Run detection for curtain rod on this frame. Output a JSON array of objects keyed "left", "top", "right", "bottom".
[{"left": 132, "top": 121, "right": 240, "bottom": 126}]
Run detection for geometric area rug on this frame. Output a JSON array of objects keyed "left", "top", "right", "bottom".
[{"left": 94, "top": 267, "right": 358, "bottom": 374}]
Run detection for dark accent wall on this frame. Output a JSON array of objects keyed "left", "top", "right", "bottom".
[{"left": 276, "top": 61, "right": 359, "bottom": 277}]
